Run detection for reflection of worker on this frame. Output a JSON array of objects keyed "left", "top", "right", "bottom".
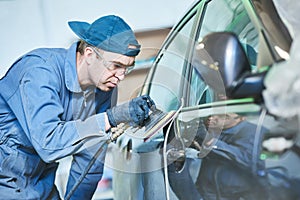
[
  {"left": 0, "top": 15, "right": 155, "bottom": 199},
  {"left": 196, "top": 113, "right": 268, "bottom": 200}
]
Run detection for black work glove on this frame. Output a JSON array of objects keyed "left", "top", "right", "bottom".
[{"left": 106, "top": 95, "right": 155, "bottom": 127}]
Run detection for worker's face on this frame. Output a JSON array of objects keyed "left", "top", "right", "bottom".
[
  {"left": 88, "top": 47, "right": 135, "bottom": 91},
  {"left": 205, "top": 113, "right": 243, "bottom": 130}
]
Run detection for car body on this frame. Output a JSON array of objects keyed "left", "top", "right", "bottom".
[{"left": 112, "top": 0, "right": 299, "bottom": 199}]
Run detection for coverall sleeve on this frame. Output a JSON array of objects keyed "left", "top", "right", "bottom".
[
  {"left": 19, "top": 66, "right": 109, "bottom": 163},
  {"left": 211, "top": 126, "right": 256, "bottom": 169}
]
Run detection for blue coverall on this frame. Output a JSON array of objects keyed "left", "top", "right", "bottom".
[
  {"left": 196, "top": 120, "right": 268, "bottom": 200},
  {"left": 0, "top": 42, "right": 115, "bottom": 199}
]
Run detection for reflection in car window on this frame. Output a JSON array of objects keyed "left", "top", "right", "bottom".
[
  {"left": 148, "top": 12, "right": 198, "bottom": 112},
  {"left": 198, "top": 0, "right": 259, "bottom": 69},
  {"left": 188, "top": 0, "right": 260, "bottom": 106},
  {"left": 195, "top": 111, "right": 270, "bottom": 199},
  {"left": 189, "top": 68, "right": 214, "bottom": 105}
]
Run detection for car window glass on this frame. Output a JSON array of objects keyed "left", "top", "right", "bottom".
[
  {"left": 198, "top": 0, "right": 259, "bottom": 68},
  {"left": 178, "top": 102, "right": 299, "bottom": 185},
  {"left": 188, "top": 0, "right": 260, "bottom": 106},
  {"left": 189, "top": 68, "right": 214, "bottom": 105},
  {"left": 149, "top": 12, "right": 198, "bottom": 112}
]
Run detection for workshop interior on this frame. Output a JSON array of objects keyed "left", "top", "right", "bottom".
[{"left": 1, "top": 0, "right": 300, "bottom": 199}]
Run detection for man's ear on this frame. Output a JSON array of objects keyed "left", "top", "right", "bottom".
[{"left": 84, "top": 47, "right": 94, "bottom": 64}]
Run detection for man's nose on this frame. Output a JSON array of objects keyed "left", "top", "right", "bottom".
[{"left": 114, "top": 73, "right": 125, "bottom": 81}]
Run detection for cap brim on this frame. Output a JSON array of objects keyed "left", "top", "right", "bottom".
[{"left": 68, "top": 21, "right": 91, "bottom": 41}]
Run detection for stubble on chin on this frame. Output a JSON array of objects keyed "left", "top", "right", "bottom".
[{"left": 96, "top": 81, "right": 114, "bottom": 92}]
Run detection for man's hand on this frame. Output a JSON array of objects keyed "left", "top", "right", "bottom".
[{"left": 106, "top": 95, "right": 155, "bottom": 127}]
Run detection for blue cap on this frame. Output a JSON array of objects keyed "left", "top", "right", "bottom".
[{"left": 68, "top": 15, "right": 140, "bottom": 56}]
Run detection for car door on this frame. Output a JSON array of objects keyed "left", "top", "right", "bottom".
[
  {"left": 143, "top": 0, "right": 262, "bottom": 111},
  {"left": 143, "top": 0, "right": 299, "bottom": 198}
]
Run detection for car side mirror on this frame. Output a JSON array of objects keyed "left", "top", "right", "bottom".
[{"left": 192, "top": 32, "right": 266, "bottom": 99}]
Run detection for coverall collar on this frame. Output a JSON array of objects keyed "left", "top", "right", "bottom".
[{"left": 65, "top": 42, "right": 83, "bottom": 93}]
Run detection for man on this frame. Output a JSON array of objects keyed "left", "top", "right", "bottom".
[
  {"left": 0, "top": 15, "right": 155, "bottom": 199},
  {"left": 196, "top": 113, "right": 268, "bottom": 200},
  {"left": 167, "top": 111, "right": 270, "bottom": 200}
]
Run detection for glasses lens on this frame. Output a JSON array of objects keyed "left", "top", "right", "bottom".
[
  {"left": 111, "top": 63, "right": 135, "bottom": 75},
  {"left": 92, "top": 47, "right": 135, "bottom": 75},
  {"left": 124, "top": 66, "right": 134, "bottom": 75}
]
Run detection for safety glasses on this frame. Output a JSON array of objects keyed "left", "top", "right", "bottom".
[{"left": 92, "top": 47, "right": 135, "bottom": 75}]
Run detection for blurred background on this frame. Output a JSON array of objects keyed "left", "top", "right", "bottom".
[{"left": 0, "top": 0, "right": 194, "bottom": 103}]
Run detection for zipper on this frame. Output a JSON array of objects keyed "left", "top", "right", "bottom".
[
  {"left": 82, "top": 89, "right": 93, "bottom": 108},
  {"left": 83, "top": 92, "right": 87, "bottom": 107}
]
